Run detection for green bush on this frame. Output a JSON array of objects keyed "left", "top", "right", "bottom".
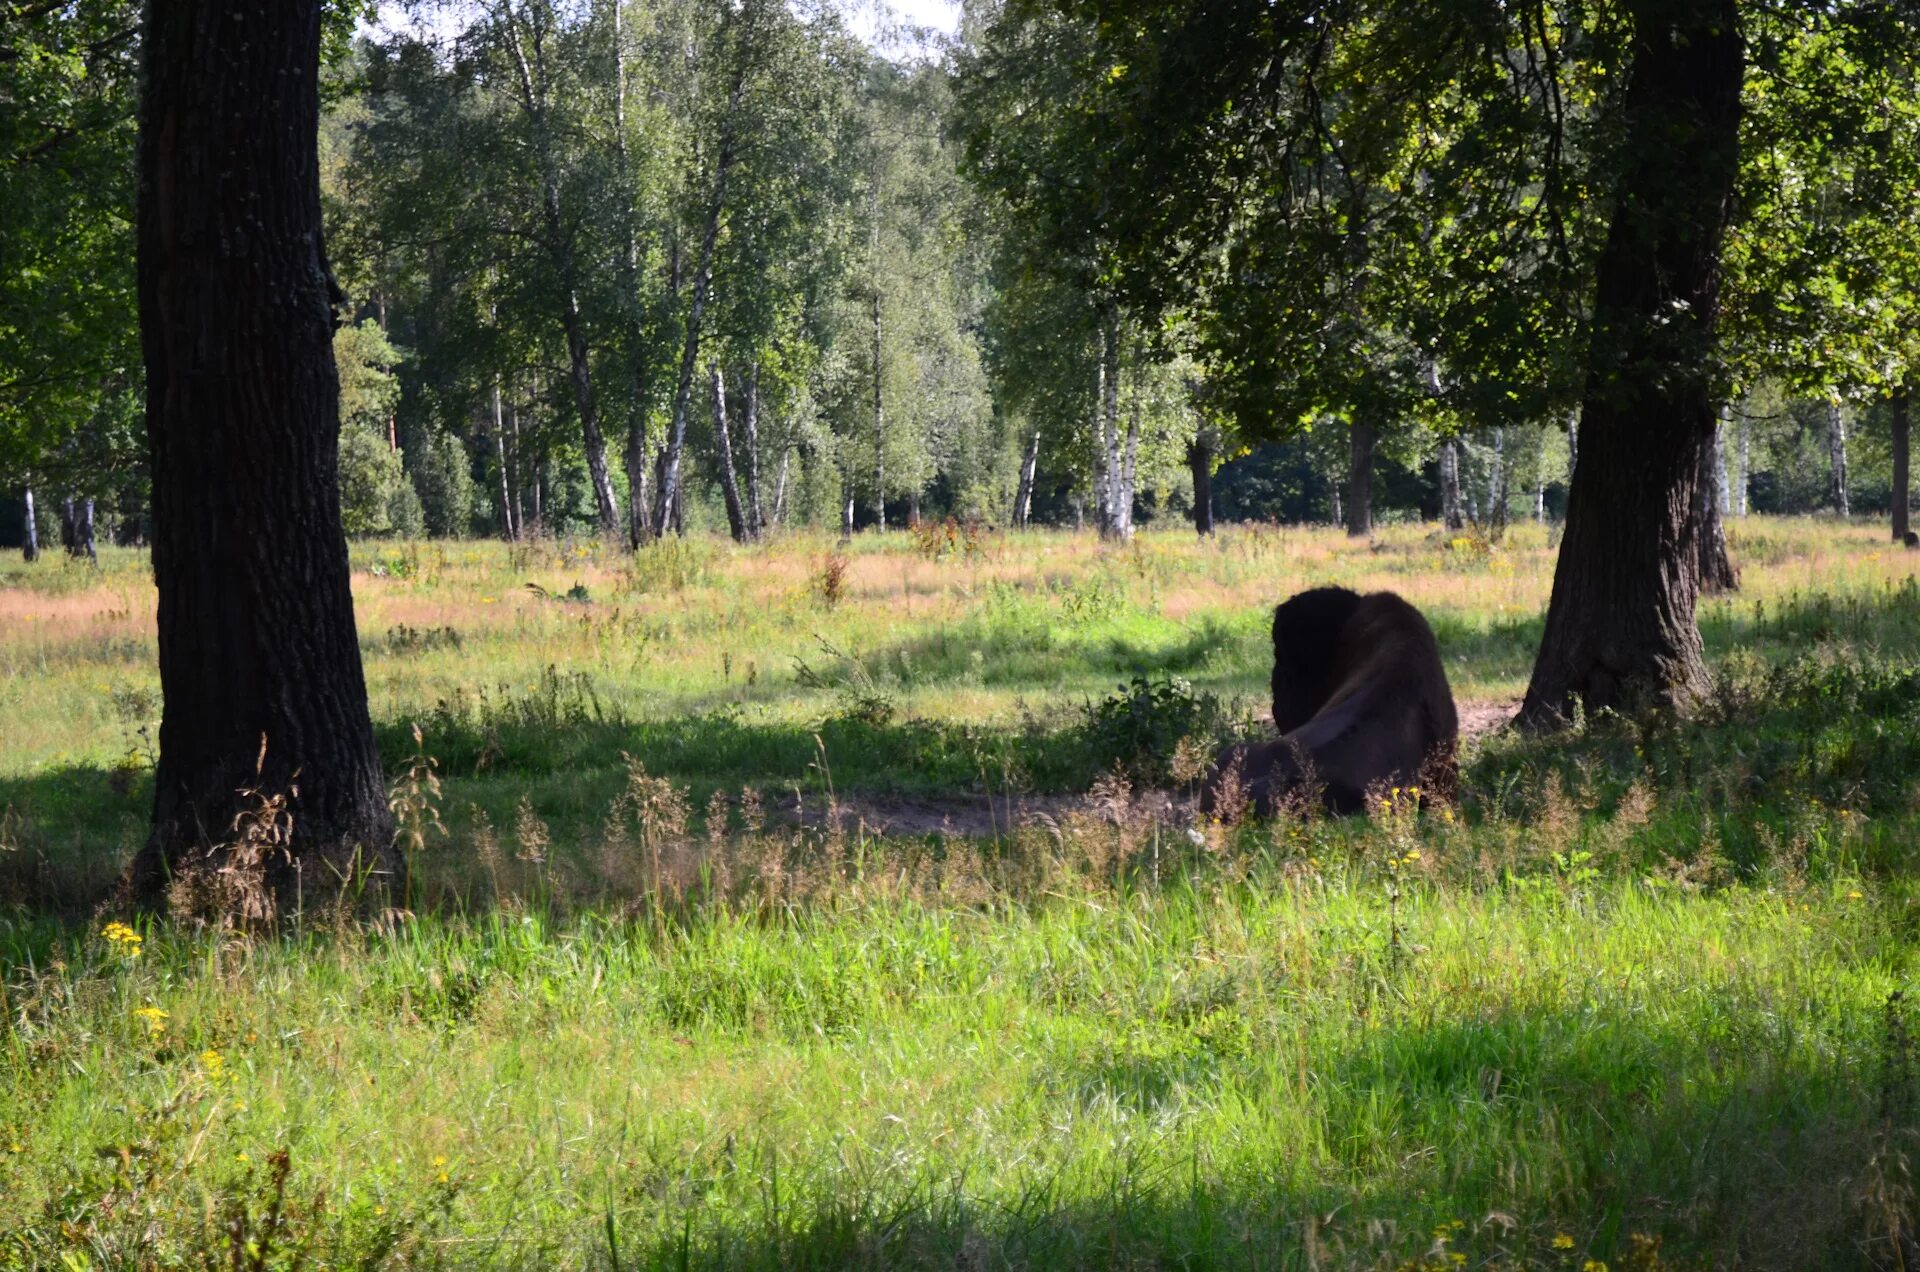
[{"left": 1079, "top": 674, "right": 1241, "bottom": 785}]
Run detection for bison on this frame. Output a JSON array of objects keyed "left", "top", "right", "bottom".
[{"left": 1204, "top": 586, "right": 1458, "bottom": 817}]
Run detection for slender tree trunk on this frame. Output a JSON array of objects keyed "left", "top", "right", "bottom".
[
  {"left": 1488, "top": 426, "right": 1509, "bottom": 538},
  {"left": 1735, "top": 406, "right": 1748, "bottom": 515},
  {"left": 1187, "top": 433, "right": 1214, "bottom": 536},
  {"left": 1096, "top": 307, "right": 1125, "bottom": 540},
  {"left": 655, "top": 17, "right": 747, "bottom": 540},
  {"left": 1566, "top": 413, "right": 1579, "bottom": 485},
  {"left": 1519, "top": 0, "right": 1743, "bottom": 729},
  {"left": 1015, "top": 430, "right": 1041, "bottom": 528},
  {"left": 871, "top": 289, "right": 886, "bottom": 532},
  {"left": 1439, "top": 440, "right": 1465, "bottom": 530},
  {"left": 20, "top": 483, "right": 38, "bottom": 562},
  {"left": 60, "top": 497, "right": 77, "bottom": 552},
  {"left": 492, "top": 381, "right": 517, "bottom": 541},
  {"left": 1728, "top": 416, "right": 1743, "bottom": 522},
  {"left": 130, "top": 0, "right": 395, "bottom": 903},
  {"left": 710, "top": 365, "right": 750, "bottom": 543},
  {"left": 742, "top": 364, "right": 765, "bottom": 538},
  {"left": 75, "top": 497, "right": 97, "bottom": 566},
  {"left": 771, "top": 448, "right": 791, "bottom": 528},
  {"left": 841, "top": 481, "right": 854, "bottom": 537},
  {"left": 1695, "top": 411, "right": 1738, "bottom": 594},
  {"left": 1117, "top": 334, "right": 1143, "bottom": 538},
  {"left": 1329, "top": 473, "right": 1342, "bottom": 527},
  {"left": 609, "top": 0, "right": 653, "bottom": 550},
  {"left": 1533, "top": 432, "right": 1548, "bottom": 523},
  {"left": 504, "top": 6, "right": 619, "bottom": 539},
  {"left": 1894, "top": 386, "right": 1912, "bottom": 544},
  {"left": 1345, "top": 416, "right": 1375, "bottom": 538},
  {"left": 1827, "top": 397, "right": 1850, "bottom": 518}
]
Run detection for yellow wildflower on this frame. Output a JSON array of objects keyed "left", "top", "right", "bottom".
[
  {"left": 1583, "top": 1263, "right": 1608, "bottom": 1272},
  {"left": 1848, "top": 890, "right": 1864, "bottom": 900},
  {"left": 1552, "top": 1233, "right": 1575, "bottom": 1250},
  {"left": 101, "top": 922, "right": 143, "bottom": 959},
  {"left": 133, "top": 1005, "right": 169, "bottom": 1035}
]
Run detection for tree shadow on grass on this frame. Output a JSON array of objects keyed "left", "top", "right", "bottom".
[{"left": 588, "top": 1002, "right": 1894, "bottom": 1271}]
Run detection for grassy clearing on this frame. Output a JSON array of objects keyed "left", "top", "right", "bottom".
[{"left": 4, "top": 518, "right": 1920, "bottom": 1267}]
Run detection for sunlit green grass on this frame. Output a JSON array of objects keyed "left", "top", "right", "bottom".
[
  {"left": 4, "top": 518, "right": 1920, "bottom": 1267},
  {"left": 3, "top": 840, "right": 1911, "bottom": 1268}
]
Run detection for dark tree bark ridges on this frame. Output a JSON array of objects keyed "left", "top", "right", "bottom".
[{"left": 130, "top": 0, "right": 395, "bottom": 904}]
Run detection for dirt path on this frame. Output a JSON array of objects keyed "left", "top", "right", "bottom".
[{"left": 786, "top": 698, "right": 1519, "bottom": 839}]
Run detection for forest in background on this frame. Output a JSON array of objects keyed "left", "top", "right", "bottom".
[{"left": 4, "top": 0, "right": 1918, "bottom": 556}]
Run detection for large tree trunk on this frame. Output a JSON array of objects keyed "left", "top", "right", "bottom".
[
  {"left": 20, "top": 483, "right": 38, "bottom": 562},
  {"left": 504, "top": 7, "right": 620, "bottom": 539},
  {"left": 1694, "top": 412, "right": 1738, "bottom": 594},
  {"left": 1345, "top": 416, "right": 1375, "bottom": 538},
  {"left": 1894, "top": 386, "right": 1912, "bottom": 544},
  {"left": 1518, "top": 0, "right": 1742, "bottom": 729},
  {"left": 1827, "top": 398, "right": 1850, "bottom": 518},
  {"left": 130, "top": 0, "right": 395, "bottom": 903},
  {"left": 1439, "top": 440, "right": 1465, "bottom": 531},
  {"left": 710, "top": 366, "right": 750, "bottom": 543},
  {"left": 1187, "top": 433, "right": 1214, "bottom": 536}
]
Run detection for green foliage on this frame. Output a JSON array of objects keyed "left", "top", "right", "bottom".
[
  {"left": 1078, "top": 673, "right": 1241, "bottom": 784},
  {"left": 338, "top": 426, "right": 423, "bottom": 539},
  {"left": 413, "top": 430, "right": 478, "bottom": 538}
]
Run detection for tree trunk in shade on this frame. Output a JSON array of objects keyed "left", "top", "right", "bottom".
[
  {"left": 1827, "top": 397, "right": 1850, "bottom": 518},
  {"left": 1187, "top": 433, "right": 1214, "bottom": 536},
  {"left": 1519, "top": 0, "right": 1742, "bottom": 728},
  {"left": 21, "top": 484, "right": 38, "bottom": 562},
  {"left": 129, "top": 0, "right": 395, "bottom": 904},
  {"left": 1345, "top": 417, "right": 1374, "bottom": 538}
]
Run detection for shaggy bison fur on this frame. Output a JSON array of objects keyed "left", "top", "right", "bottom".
[{"left": 1204, "top": 586, "right": 1458, "bottom": 817}]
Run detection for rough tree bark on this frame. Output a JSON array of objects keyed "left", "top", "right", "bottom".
[
  {"left": 129, "top": 0, "right": 395, "bottom": 902},
  {"left": 709, "top": 365, "right": 751, "bottom": 543},
  {"left": 1187, "top": 432, "right": 1214, "bottom": 536},
  {"left": 1827, "top": 397, "right": 1850, "bottom": 518},
  {"left": 1894, "top": 386, "right": 1912, "bottom": 544},
  {"left": 1518, "top": 0, "right": 1743, "bottom": 729},
  {"left": 1345, "top": 417, "right": 1375, "bottom": 538}
]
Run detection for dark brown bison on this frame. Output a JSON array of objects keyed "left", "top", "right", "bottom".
[{"left": 1204, "top": 587, "right": 1458, "bottom": 817}]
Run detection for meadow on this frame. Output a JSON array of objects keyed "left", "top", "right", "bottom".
[{"left": 4, "top": 518, "right": 1920, "bottom": 1268}]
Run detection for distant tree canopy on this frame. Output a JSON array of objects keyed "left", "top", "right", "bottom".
[{"left": 0, "top": 0, "right": 1915, "bottom": 556}]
